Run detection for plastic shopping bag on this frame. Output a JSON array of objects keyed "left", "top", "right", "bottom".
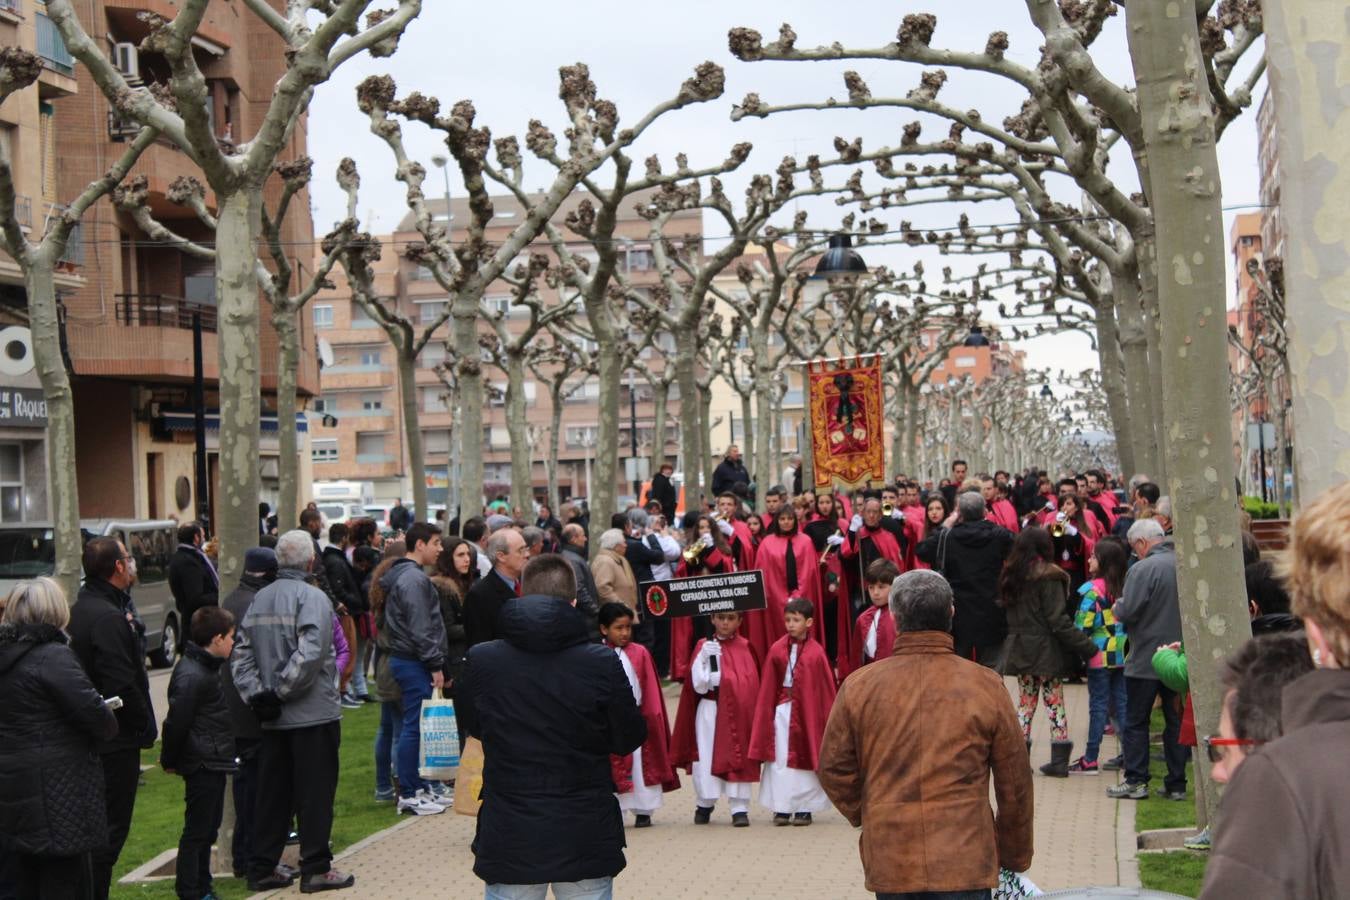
[
  {"left": 453, "top": 737, "right": 485, "bottom": 817},
  {"left": 994, "top": 868, "right": 1042, "bottom": 899},
  {"left": 418, "top": 697, "right": 460, "bottom": 780}
]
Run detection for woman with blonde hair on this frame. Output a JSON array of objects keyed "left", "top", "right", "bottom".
[{"left": 0, "top": 577, "right": 119, "bottom": 897}]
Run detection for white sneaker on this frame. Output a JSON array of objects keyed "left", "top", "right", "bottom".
[
  {"left": 397, "top": 792, "right": 445, "bottom": 816},
  {"left": 419, "top": 787, "right": 452, "bottom": 809},
  {"left": 428, "top": 783, "right": 454, "bottom": 805}
]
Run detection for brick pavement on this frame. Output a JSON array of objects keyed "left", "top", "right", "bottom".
[{"left": 252, "top": 680, "right": 1136, "bottom": 899}]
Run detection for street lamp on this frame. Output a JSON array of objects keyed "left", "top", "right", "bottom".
[
  {"left": 430, "top": 154, "right": 452, "bottom": 224},
  {"left": 812, "top": 233, "right": 868, "bottom": 278}
]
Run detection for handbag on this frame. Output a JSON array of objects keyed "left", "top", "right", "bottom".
[
  {"left": 994, "top": 867, "right": 1041, "bottom": 898},
  {"left": 417, "top": 697, "right": 460, "bottom": 780},
  {"left": 452, "top": 737, "right": 485, "bottom": 817}
]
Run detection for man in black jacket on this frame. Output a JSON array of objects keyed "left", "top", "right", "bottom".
[
  {"left": 168, "top": 522, "right": 219, "bottom": 652},
  {"left": 463, "top": 528, "right": 528, "bottom": 647},
  {"left": 916, "top": 490, "right": 1015, "bottom": 669},
  {"left": 559, "top": 523, "right": 601, "bottom": 640},
  {"left": 68, "top": 537, "right": 158, "bottom": 900},
  {"left": 457, "top": 554, "right": 645, "bottom": 896},
  {"left": 298, "top": 508, "right": 337, "bottom": 603},
  {"left": 647, "top": 462, "right": 677, "bottom": 522},
  {"left": 220, "top": 547, "right": 277, "bottom": 879},
  {"left": 710, "top": 445, "right": 749, "bottom": 497}
]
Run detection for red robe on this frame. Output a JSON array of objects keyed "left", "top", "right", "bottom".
[
  {"left": 1086, "top": 493, "right": 1120, "bottom": 531},
  {"left": 670, "top": 548, "right": 734, "bottom": 682},
  {"left": 986, "top": 499, "right": 1020, "bottom": 532},
  {"left": 748, "top": 636, "right": 836, "bottom": 771},
  {"left": 670, "top": 635, "right": 762, "bottom": 782},
  {"left": 609, "top": 641, "right": 680, "bottom": 793},
  {"left": 839, "top": 524, "right": 903, "bottom": 569},
  {"left": 842, "top": 604, "right": 897, "bottom": 678},
  {"left": 746, "top": 532, "right": 823, "bottom": 658},
  {"left": 729, "top": 519, "right": 756, "bottom": 571},
  {"left": 815, "top": 517, "right": 853, "bottom": 675}
]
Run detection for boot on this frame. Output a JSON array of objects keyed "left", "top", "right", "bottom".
[{"left": 1040, "top": 740, "right": 1073, "bottom": 778}]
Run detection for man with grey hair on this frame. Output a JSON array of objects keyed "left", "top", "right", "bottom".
[
  {"left": 1107, "top": 516, "right": 1187, "bottom": 801},
  {"left": 231, "top": 531, "right": 351, "bottom": 892},
  {"left": 915, "top": 490, "right": 1015, "bottom": 668},
  {"left": 1153, "top": 495, "right": 1173, "bottom": 535},
  {"left": 464, "top": 527, "right": 529, "bottom": 648},
  {"left": 819, "top": 569, "right": 1033, "bottom": 897},
  {"left": 520, "top": 525, "right": 546, "bottom": 558},
  {"left": 591, "top": 528, "right": 638, "bottom": 616}
]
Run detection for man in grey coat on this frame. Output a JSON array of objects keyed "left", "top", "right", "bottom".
[
  {"left": 231, "top": 531, "right": 354, "bottom": 893},
  {"left": 1107, "top": 518, "right": 1188, "bottom": 801}
]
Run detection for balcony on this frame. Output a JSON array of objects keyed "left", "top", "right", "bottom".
[
  {"left": 36, "top": 13, "right": 75, "bottom": 76},
  {"left": 114, "top": 294, "right": 218, "bottom": 332},
  {"left": 0, "top": 0, "right": 20, "bottom": 17},
  {"left": 108, "top": 109, "right": 143, "bottom": 142},
  {"left": 12, "top": 195, "right": 30, "bottom": 229}
]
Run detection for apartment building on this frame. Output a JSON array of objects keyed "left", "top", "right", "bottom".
[
  {"left": 0, "top": 0, "right": 83, "bottom": 522},
  {"left": 310, "top": 189, "right": 699, "bottom": 507},
  {"left": 49, "top": 0, "right": 317, "bottom": 525}
]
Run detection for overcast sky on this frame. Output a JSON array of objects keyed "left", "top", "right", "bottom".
[{"left": 306, "top": 1, "right": 1266, "bottom": 394}]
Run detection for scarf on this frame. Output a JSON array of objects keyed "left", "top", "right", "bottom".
[{"left": 784, "top": 535, "right": 798, "bottom": 592}]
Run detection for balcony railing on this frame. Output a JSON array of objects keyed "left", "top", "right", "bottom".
[
  {"left": 107, "top": 109, "right": 144, "bottom": 141},
  {"left": 12, "top": 195, "right": 31, "bottom": 229},
  {"left": 35, "top": 13, "right": 75, "bottom": 76},
  {"left": 114, "top": 294, "right": 218, "bottom": 332},
  {"left": 0, "top": 1, "right": 21, "bottom": 16}
]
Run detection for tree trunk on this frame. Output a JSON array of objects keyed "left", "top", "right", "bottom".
[
  {"left": 1136, "top": 245, "right": 1170, "bottom": 487},
  {"left": 588, "top": 347, "right": 621, "bottom": 546},
  {"left": 504, "top": 350, "right": 531, "bottom": 514},
  {"left": 1115, "top": 259, "right": 1160, "bottom": 478},
  {"left": 1094, "top": 299, "right": 1137, "bottom": 478},
  {"left": 902, "top": 382, "right": 920, "bottom": 476},
  {"left": 547, "top": 383, "right": 564, "bottom": 514},
  {"left": 648, "top": 380, "right": 669, "bottom": 483},
  {"left": 674, "top": 332, "right": 702, "bottom": 507},
  {"left": 214, "top": 189, "right": 264, "bottom": 591},
  {"left": 396, "top": 346, "right": 427, "bottom": 521},
  {"left": 1126, "top": 2, "right": 1252, "bottom": 829},
  {"left": 1263, "top": 3, "right": 1350, "bottom": 501},
  {"left": 273, "top": 306, "right": 300, "bottom": 532},
  {"left": 25, "top": 262, "right": 82, "bottom": 600},
  {"left": 452, "top": 300, "right": 484, "bottom": 518},
  {"left": 700, "top": 386, "right": 714, "bottom": 498}
]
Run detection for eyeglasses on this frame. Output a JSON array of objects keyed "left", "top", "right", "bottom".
[{"left": 1201, "top": 735, "right": 1263, "bottom": 764}]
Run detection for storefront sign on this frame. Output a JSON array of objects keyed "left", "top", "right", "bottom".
[{"left": 0, "top": 385, "right": 47, "bottom": 427}]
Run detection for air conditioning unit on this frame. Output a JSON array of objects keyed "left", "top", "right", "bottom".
[{"left": 113, "top": 43, "right": 141, "bottom": 83}]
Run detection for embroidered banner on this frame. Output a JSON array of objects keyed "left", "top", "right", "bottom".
[{"left": 807, "top": 355, "right": 885, "bottom": 489}]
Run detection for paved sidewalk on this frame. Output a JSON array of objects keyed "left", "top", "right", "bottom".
[{"left": 254, "top": 680, "right": 1134, "bottom": 899}]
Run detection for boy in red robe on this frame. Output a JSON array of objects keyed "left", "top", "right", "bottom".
[
  {"left": 843, "top": 559, "right": 900, "bottom": 678},
  {"left": 747, "top": 509, "right": 823, "bottom": 658},
  {"left": 600, "top": 603, "right": 679, "bottom": 828},
  {"left": 749, "top": 598, "right": 837, "bottom": 825},
  {"left": 670, "top": 610, "right": 761, "bottom": 826}
]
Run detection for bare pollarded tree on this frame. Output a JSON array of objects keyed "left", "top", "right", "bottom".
[
  {"left": 47, "top": 0, "right": 421, "bottom": 587},
  {"left": 527, "top": 325, "right": 597, "bottom": 514},
  {"left": 0, "top": 50, "right": 159, "bottom": 597},
  {"left": 1227, "top": 256, "right": 1292, "bottom": 514}
]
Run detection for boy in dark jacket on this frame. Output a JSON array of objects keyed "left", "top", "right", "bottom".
[{"left": 162, "top": 606, "right": 238, "bottom": 900}]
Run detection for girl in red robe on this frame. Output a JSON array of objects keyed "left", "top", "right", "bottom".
[
  {"left": 670, "top": 611, "right": 761, "bottom": 826},
  {"left": 911, "top": 495, "right": 950, "bottom": 571},
  {"left": 749, "top": 598, "right": 837, "bottom": 825},
  {"left": 670, "top": 516, "right": 736, "bottom": 682},
  {"left": 745, "top": 513, "right": 765, "bottom": 555},
  {"left": 804, "top": 492, "right": 852, "bottom": 674},
  {"left": 747, "top": 508, "right": 823, "bottom": 659},
  {"left": 1050, "top": 494, "right": 1097, "bottom": 599},
  {"left": 600, "top": 603, "right": 679, "bottom": 827}
]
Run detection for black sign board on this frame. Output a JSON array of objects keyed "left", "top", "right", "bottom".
[
  {"left": 0, "top": 385, "right": 47, "bottom": 428},
  {"left": 638, "top": 569, "right": 766, "bottom": 619}
]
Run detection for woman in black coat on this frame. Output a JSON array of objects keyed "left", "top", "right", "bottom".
[
  {"left": 0, "top": 578, "right": 118, "bottom": 899},
  {"left": 997, "top": 527, "right": 1098, "bottom": 778}
]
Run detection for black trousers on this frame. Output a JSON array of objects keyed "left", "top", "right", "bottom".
[
  {"left": 231, "top": 738, "right": 262, "bottom": 875},
  {"left": 91, "top": 748, "right": 141, "bottom": 900},
  {"left": 249, "top": 722, "right": 340, "bottom": 881},
  {"left": 176, "top": 770, "right": 226, "bottom": 900},
  {"left": 15, "top": 853, "right": 91, "bottom": 900},
  {"left": 1123, "top": 676, "right": 1189, "bottom": 792},
  {"left": 953, "top": 631, "right": 1004, "bottom": 670},
  {"left": 651, "top": 617, "right": 671, "bottom": 677}
]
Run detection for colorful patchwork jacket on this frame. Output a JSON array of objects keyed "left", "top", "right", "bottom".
[{"left": 1076, "top": 578, "right": 1127, "bottom": 669}]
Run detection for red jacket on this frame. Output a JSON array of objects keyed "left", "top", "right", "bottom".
[
  {"left": 671, "top": 635, "right": 761, "bottom": 782},
  {"left": 749, "top": 635, "right": 836, "bottom": 771},
  {"left": 609, "top": 642, "right": 680, "bottom": 792}
]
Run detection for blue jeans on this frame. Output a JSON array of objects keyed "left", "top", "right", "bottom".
[
  {"left": 485, "top": 878, "right": 613, "bottom": 900},
  {"left": 387, "top": 655, "right": 433, "bottom": 798},
  {"left": 374, "top": 701, "right": 401, "bottom": 794},
  {"left": 1085, "top": 667, "right": 1127, "bottom": 762}
]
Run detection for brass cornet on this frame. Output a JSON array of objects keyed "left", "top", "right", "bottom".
[
  {"left": 683, "top": 538, "right": 708, "bottom": 564},
  {"left": 881, "top": 502, "right": 895, "bottom": 517},
  {"left": 1049, "top": 513, "right": 1067, "bottom": 538}
]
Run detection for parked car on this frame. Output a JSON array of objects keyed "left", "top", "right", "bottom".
[
  {"left": 0, "top": 519, "right": 180, "bottom": 668},
  {"left": 316, "top": 501, "right": 365, "bottom": 528}
]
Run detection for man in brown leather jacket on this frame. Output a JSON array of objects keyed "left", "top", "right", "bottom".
[{"left": 818, "top": 569, "right": 1033, "bottom": 899}]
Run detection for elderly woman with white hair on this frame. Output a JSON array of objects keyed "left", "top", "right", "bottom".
[
  {"left": 591, "top": 528, "right": 639, "bottom": 616},
  {"left": 0, "top": 577, "right": 119, "bottom": 898}
]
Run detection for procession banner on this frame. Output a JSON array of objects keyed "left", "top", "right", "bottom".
[
  {"left": 637, "top": 569, "right": 766, "bottom": 619},
  {"left": 806, "top": 354, "right": 885, "bottom": 488}
]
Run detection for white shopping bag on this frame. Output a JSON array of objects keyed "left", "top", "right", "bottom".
[
  {"left": 995, "top": 868, "right": 1042, "bottom": 898},
  {"left": 418, "top": 697, "right": 461, "bottom": 780}
]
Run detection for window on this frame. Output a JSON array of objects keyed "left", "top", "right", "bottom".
[
  {"left": 954, "top": 356, "right": 978, "bottom": 368},
  {"left": 417, "top": 300, "right": 448, "bottom": 324},
  {"left": 312, "top": 439, "right": 338, "bottom": 463},
  {"left": 565, "top": 378, "right": 600, "bottom": 404},
  {"left": 624, "top": 247, "right": 655, "bottom": 272},
  {"left": 420, "top": 342, "right": 446, "bottom": 369},
  {"left": 359, "top": 349, "right": 382, "bottom": 367},
  {"left": 313, "top": 305, "right": 333, "bottom": 328},
  {"left": 351, "top": 304, "right": 377, "bottom": 328},
  {"left": 361, "top": 392, "right": 384, "bottom": 412},
  {"left": 488, "top": 427, "right": 509, "bottom": 448},
  {"left": 422, "top": 386, "right": 447, "bottom": 413},
  {"left": 422, "top": 430, "right": 451, "bottom": 454},
  {"left": 121, "top": 528, "right": 171, "bottom": 584},
  {"left": 485, "top": 295, "right": 512, "bottom": 317},
  {"left": 408, "top": 264, "right": 439, "bottom": 281},
  {"left": 356, "top": 433, "right": 388, "bottom": 462},
  {"left": 488, "top": 381, "right": 536, "bottom": 406},
  {"left": 566, "top": 425, "right": 598, "bottom": 447},
  {"left": 312, "top": 396, "right": 334, "bottom": 413},
  {"left": 0, "top": 443, "right": 22, "bottom": 523}
]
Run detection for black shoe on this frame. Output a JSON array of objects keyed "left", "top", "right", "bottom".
[
  {"left": 773, "top": 812, "right": 791, "bottom": 826},
  {"left": 633, "top": 814, "right": 652, "bottom": 828},
  {"left": 693, "top": 806, "right": 713, "bottom": 825},
  {"left": 1101, "top": 755, "right": 1124, "bottom": 771},
  {"left": 247, "top": 873, "right": 295, "bottom": 891},
  {"left": 276, "top": 863, "right": 299, "bottom": 880},
  {"left": 1155, "top": 787, "right": 1189, "bottom": 802},
  {"left": 792, "top": 812, "right": 812, "bottom": 826},
  {"left": 731, "top": 812, "right": 750, "bottom": 827},
  {"left": 300, "top": 869, "right": 356, "bottom": 893}
]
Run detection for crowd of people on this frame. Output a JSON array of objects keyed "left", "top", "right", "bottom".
[{"left": 0, "top": 449, "right": 1345, "bottom": 900}]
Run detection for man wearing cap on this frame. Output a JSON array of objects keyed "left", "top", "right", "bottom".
[{"left": 220, "top": 547, "right": 280, "bottom": 880}]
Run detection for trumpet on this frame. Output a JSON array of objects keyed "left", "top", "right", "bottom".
[
  {"left": 882, "top": 501, "right": 895, "bottom": 517},
  {"left": 819, "top": 528, "right": 843, "bottom": 564},
  {"left": 1049, "top": 512, "right": 1067, "bottom": 538},
  {"left": 683, "top": 537, "right": 708, "bottom": 564}
]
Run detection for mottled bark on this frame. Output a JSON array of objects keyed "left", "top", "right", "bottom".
[
  {"left": 674, "top": 331, "right": 703, "bottom": 506},
  {"left": 452, "top": 301, "right": 485, "bottom": 517},
  {"left": 1263, "top": 3, "right": 1350, "bottom": 499},
  {"left": 648, "top": 379, "right": 670, "bottom": 483},
  {"left": 1126, "top": 1, "right": 1251, "bottom": 829},
  {"left": 504, "top": 350, "right": 531, "bottom": 513},
  {"left": 546, "top": 381, "right": 565, "bottom": 513},
  {"left": 396, "top": 345, "right": 427, "bottom": 520},
  {"left": 1094, "top": 296, "right": 1136, "bottom": 477},
  {"left": 214, "top": 189, "right": 264, "bottom": 588},
  {"left": 273, "top": 307, "right": 300, "bottom": 531},
  {"left": 902, "top": 381, "right": 921, "bottom": 475}
]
